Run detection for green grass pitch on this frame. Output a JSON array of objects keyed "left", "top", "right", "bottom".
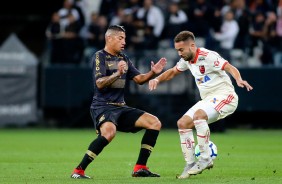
[{"left": 0, "top": 128, "right": 281, "bottom": 184}]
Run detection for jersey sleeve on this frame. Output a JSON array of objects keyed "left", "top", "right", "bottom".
[
  {"left": 93, "top": 51, "right": 106, "bottom": 80},
  {"left": 125, "top": 56, "right": 141, "bottom": 80},
  {"left": 209, "top": 51, "right": 228, "bottom": 71},
  {"left": 176, "top": 59, "right": 189, "bottom": 72}
]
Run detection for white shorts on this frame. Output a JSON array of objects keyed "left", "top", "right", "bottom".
[{"left": 185, "top": 92, "right": 238, "bottom": 124}]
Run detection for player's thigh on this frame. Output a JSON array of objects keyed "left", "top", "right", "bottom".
[
  {"left": 135, "top": 112, "right": 161, "bottom": 130},
  {"left": 185, "top": 100, "right": 219, "bottom": 124},
  {"left": 117, "top": 108, "right": 145, "bottom": 133},
  {"left": 206, "top": 93, "right": 238, "bottom": 121}
]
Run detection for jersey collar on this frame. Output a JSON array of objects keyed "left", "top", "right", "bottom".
[{"left": 190, "top": 48, "right": 200, "bottom": 64}]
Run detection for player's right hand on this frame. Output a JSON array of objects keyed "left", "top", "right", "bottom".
[
  {"left": 117, "top": 60, "right": 128, "bottom": 75},
  {"left": 236, "top": 79, "right": 253, "bottom": 91},
  {"left": 149, "top": 79, "right": 159, "bottom": 91}
]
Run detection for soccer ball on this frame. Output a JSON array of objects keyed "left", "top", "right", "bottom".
[{"left": 194, "top": 141, "right": 218, "bottom": 160}]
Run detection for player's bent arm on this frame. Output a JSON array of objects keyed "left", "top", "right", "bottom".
[
  {"left": 133, "top": 70, "right": 156, "bottom": 85},
  {"left": 96, "top": 72, "right": 121, "bottom": 89},
  {"left": 155, "top": 66, "right": 181, "bottom": 82},
  {"left": 149, "top": 67, "right": 181, "bottom": 91},
  {"left": 133, "top": 58, "right": 167, "bottom": 85},
  {"left": 224, "top": 63, "right": 253, "bottom": 91},
  {"left": 223, "top": 63, "right": 242, "bottom": 81}
]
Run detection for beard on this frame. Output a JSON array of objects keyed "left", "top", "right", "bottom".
[
  {"left": 182, "top": 48, "right": 194, "bottom": 61},
  {"left": 183, "top": 53, "right": 193, "bottom": 61}
]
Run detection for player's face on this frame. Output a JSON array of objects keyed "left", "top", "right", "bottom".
[
  {"left": 175, "top": 40, "right": 195, "bottom": 61},
  {"left": 109, "top": 31, "right": 126, "bottom": 53}
]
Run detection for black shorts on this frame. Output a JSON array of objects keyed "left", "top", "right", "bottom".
[{"left": 90, "top": 104, "right": 145, "bottom": 133}]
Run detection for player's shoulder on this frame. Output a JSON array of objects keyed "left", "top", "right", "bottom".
[
  {"left": 119, "top": 52, "right": 129, "bottom": 59},
  {"left": 94, "top": 49, "right": 106, "bottom": 58},
  {"left": 118, "top": 52, "right": 131, "bottom": 63},
  {"left": 95, "top": 50, "right": 117, "bottom": 62},
  {"left": 177, "top": 58, "right": 188, "bottom": 66},
  {"left": 198, "top": 47, "right": 217, "bottom": 55},
  {"left": 199, "top": 48, "right": 222, "bottom": 59},
  {"left": 198, "top": 47, "right": 211, "bottom": 53}
]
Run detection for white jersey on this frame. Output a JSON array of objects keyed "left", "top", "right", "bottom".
[{"left": 176, "top": 47, "right": 235, "bottom": 99}]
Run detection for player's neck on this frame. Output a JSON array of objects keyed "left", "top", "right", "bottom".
[{"left": 104, "top": 46, "right": 119, "bottom": 56}]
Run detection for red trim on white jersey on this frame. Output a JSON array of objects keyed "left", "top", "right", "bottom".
[
  {"left": 198, "top": 50, "right": 209, "bottom": 56},
  {"left": 191, "top": 48, "right": 209, "bottom": 64},
  {"left": 176, "top": 66, "right": 184, "bottom": 72},
  {"left": 221, "top": 61, "right": 228, "bottom": 70},
  {"left": 215, "top": 94, "right": 234, "bottom": 111}
]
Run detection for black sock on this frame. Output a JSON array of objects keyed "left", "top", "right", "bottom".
[
  {"left": 136, "top": 129, "right": 159, "bottom": 165},
  {"left": 76, "top": 136, "right": 109, "bottom": 170}
]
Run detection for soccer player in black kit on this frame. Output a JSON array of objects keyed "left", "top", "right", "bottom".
[{"left": 71, "top": 25, "right": 167, "bottom": 179}]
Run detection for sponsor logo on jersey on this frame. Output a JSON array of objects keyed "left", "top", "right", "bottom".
[
  {"left": 199, "top": 56, "right": 205, "bottom": 61},
  {"left": 196, "top": 75, "right": 211, "bottom": 84},
  {"left": 211, "top": 97, "right": 218, "bottom": 104},
  {"left": 199, "top": 65, "right": 205, "bottom": 74}
]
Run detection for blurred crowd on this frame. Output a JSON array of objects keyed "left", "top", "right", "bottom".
[{"left": 45, "top": 0, "right": 282, "bottom": 67}]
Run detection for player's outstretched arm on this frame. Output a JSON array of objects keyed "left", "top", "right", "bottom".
[
  {"left": 224, "top": 63, "right": 253, "bottom": 91},
  {"left": 133, "top": 57, "right": 167, "bottom": 85},
  {"left": 149, "top": 66, "right": 181, "bottom": 91}
]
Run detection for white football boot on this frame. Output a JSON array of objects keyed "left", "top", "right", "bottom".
[
  {"left": 187, "top": 158, "right": 213, "bottom": 175},
  {"left": 176, "top": 162, "right": 196, "bottom": 179}
]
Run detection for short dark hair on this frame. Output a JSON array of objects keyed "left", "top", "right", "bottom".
[
  {"left": 174, "top": 31, "right": 195, "bottom": 43},
  {"left": 107, "top": 25, "right": 126, "bottom": 33}
]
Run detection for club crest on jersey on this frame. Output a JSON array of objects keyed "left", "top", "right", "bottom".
[
  {"left": 199, "top": 65, "right": 205, "bottom": 74},
  {"left": 214, "top": 59, "right": 220, "bottom": 67},
  {"left": 99, "top": 115, "right": 105, "bottom": 123}
]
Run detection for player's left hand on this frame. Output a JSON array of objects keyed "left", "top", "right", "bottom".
[
  {"left": 236, "top": 79, "right": 253, "bottom": 91},
  {"left": 151, "top": 58, "right": 167, "bottom": 74}
]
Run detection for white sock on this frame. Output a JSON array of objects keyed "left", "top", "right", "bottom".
[
  {"left": 178, "top": 129, "right": 195, "bottom": 164},
  {"left": 194, "top": 119, "right": 210, "bottom": 160}
]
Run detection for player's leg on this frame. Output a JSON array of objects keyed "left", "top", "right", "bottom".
[
  {"left": 176, "top": 115, "right": 196, "bottom": 179},
  {"left": 193, "top": 109, "right": 210, "bottom": 160},
  {"left": 71, "top": 122, "right": 116, "bottom": 179},
  {"left": 71, "top": 108, "right": 117, "bottom": 179},
  {"left": 132, "top": 112, "right": 161, "bottom": 177},
  {"left": 188, "top": 103, "right": 219, "bottom": 175}
]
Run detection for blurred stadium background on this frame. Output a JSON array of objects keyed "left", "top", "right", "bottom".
[{"left": 0, "top": 0, "right": 281, "bottom": 130}]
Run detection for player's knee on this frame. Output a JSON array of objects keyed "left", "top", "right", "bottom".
[
  {"left": 100, "top": 123, "right": 117, "bottom": 142},
  {"left": 193, "top": 109, "right": 208, "bottom": 121},
  {"left": 177, "top": 119, "right": 194, "bottom": 129},
  {"left": 150, "top": 116, "right": 162, "bottom": 130},
  {"left": 102, "top": 130, "right": 116, "bottom": 142}
]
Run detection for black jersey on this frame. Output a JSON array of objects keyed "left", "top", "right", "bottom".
[{"left": 90, "top": 50, "right": 140, "bottom": 108}]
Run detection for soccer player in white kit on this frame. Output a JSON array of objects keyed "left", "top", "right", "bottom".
[{"left": 148, "top": 31, "right": 253, "bottom": 179}]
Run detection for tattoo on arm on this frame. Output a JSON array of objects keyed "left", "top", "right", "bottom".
[{"left": 96, "top": 72, "right": 121, "bottom": 89}]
